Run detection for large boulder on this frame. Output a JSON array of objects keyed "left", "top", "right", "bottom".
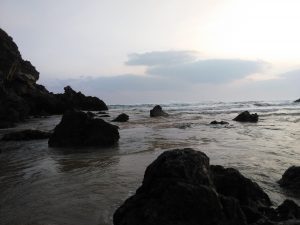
[
  {"left": 114, "top": 148, "right": 247, "bottom": 225},
  {"left": 48, "top": 110, "right": 119, "bottom": 147},
  {"left": 1, "top": 129, "right": 51, "bottom": 141},
  {"left": 150, "top": 105, "right": 168, "bottom": 117},
  {"left": 278, "top": 166, "right": 300, "bottom": 195},
  {"left": 233, "top": 111, "right": 259, "bottom": 123}
]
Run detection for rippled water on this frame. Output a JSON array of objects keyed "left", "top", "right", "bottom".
[{"left": 0, "top": 100, "right": 300, "bottom": 225}]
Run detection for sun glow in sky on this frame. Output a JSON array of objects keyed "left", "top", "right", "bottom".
[{"left": 0, "top": 0, "right": 300, "bottom": 103}]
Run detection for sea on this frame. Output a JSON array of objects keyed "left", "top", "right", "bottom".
[{"left": 0, "top": 100, "right": 300, "bottom": 225}]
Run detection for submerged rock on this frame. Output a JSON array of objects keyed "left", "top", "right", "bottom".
[
  {"left": 48, "top": 110, "right": 119, "bottom": 147},
  {"left": 2, "top": 129, "right": 51, "bottom": 141},
  {"left": 233, "top": 111, "right": 259, "bottom": 123},
  {"left": 150, "top": 105, "right": 169, "bottom": 117},
  {"left": 112, "top": 113, "right": 129, "bottom": 122},
  {"left": 278, "top": 166, "right": 300, "bottom": 195},
  {"left": 210, "top": 120, "right": 229, "bottom": 125}
]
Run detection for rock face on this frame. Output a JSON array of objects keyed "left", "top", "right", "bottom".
[
  {"left": 0, "top": 28, "right": 108, "bottom": 128},
  {"left": 114, "top": 148, "right": 300, "bottom": 225},
  {"left": 112, "top": 113, "right": 129, "bottom": 122},
  {"left": 210, "top": 120, "right": 229, "bottom": 125},
  {"left": 55, "top": 86, "right": 108, "bottom": 111},
  {"left": 1, "top": 129, "right": 51, "bottom": 141},
  {"left": 150, "top": 105, "right": 169, "bottom": 117},
  {"left": 278, "top": 166, "right": 300, "bottom": 194},
  {"left": 233, "top": 111, "right": 259, "bottom": 122},
  {"left": 48, "top": 110, "right": 119, "bottom": 147}
]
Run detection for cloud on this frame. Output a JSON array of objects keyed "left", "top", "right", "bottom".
[
  {"left": 126, "top": 50, "right": 267, "bottom": 83},
  {"left": 147, "top": 59, "right": 267, "bottom": 83},
  {"left": 126, "top": 50, "right": 198, "bottom": 66}
]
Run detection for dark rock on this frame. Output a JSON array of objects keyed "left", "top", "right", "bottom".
[
  {"left": 210, "top": 165, "right": 271, "bottom": 209},
  {"left": 275, "top": 200, "right": 300, "bottom": 221},
  {"left": 278, "top": 166, "right": 300, "bottom": 194},
  {"left": 55, "top": 86, "right": 108, "bottom": 111},
  {"left": 2, "top": 129, "right": 51, "bottom": 141},
  {"left": 295, "top": 99, "right": 300, "bottom": 103},
  {"left": 233, "top": 111, "right": 259, "bottom": 122},
  {"left": 210, "top": 120, "right": 229, "bottom": 125},
  {"left": 87, "top": 111, "right": 96, "bottom": 118},
  {"left": 112, "top": 113, "right": 129, "bottom": 122},
  {"left": 0, "top": 29, "right": 108, "bottom": 128},
  {"left": 114, "top": 148, "right": 247, "bottom": 225},
  {"left": 150, "top": 105, "right": 169, "bottom": 117},
  {"left": 48, "top": 110, "right": 119, "bottom": 147}
]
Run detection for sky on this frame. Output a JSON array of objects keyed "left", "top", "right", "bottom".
[{"left": 0, "top": 0, "right": 300, "bottom": 104}]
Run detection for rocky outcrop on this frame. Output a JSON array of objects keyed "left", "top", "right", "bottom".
[
  {"left": 1, "top": 129, "right": 51, "bottom": 141},
  {"left": 150, "top": 105, "right": 168, "bottom": 117},
  {"left": 0, "top": 28, "right": 108, "bottom": 128},
  {"left": 234, "top": 111, "right": 259, "bottom": 123},
  {"left": 114, "top": 148, "right": 300, "bottom": 225},
  {"left": 278, "top": 166, "right": 300, "bottom": 195},
  {"left": 55, "top": 86, "right": 108, "bottom": 111},
  {"left": 210, "top": 120, "right": 229, "bottom": 125},
  {"left": 112, "top": 113, "right": 129, "bottom": 122},
  {"left": 48, "top": 110, "right": 119, "bottom": 147},
  {"left": 295, "top": 99, "right": 300, "bottom": 103}
]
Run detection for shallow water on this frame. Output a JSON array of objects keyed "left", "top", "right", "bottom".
[{"left": 0, "top": 100, "right": 300, "bottom": 225}]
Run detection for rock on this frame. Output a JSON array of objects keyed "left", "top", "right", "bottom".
[
  {"left": 210, "top": 165, "right": 271, "bottom": 209},
  {"left": 295, "top": 99, "right": 300, "bottom": 103},
  {"left": 150, "top": 105, "right": 169, "bottom": 117},
  {"left": 1, "top": 129, "right": 51, "bottom": 141},
  {"left": 210, "top": 120, "right": 229, "bottom": 125},
  {"left": 0, "top": 28, "right": 108, "bottom": 128},
  {"left": 278, "top": 166, "right": 300, "bottom": 194},
  {"left": 233, "top": 111, "right": 259, "bottom": 122},
  {"left": 97, "top": 111, "right": 108, "bottom": 115},
  {"left": 114, "top": 148, "right": 247, "bottom": 225},
  {"left": 112, "top": 113, "right": 129, "bottom": 122},
  {"left": 87, "top": 111, "right": 96, "bottom": 118},
  {"left": 48, "top": 110, "right": 119, "bottom": 147},
  {"left": 55, "top": 86, "right": 108, "bottom": 111},
  {"left": 275, "top": 200, "right": 300, "bottom": 221}
]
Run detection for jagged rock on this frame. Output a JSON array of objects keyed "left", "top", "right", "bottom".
[
  {"left": 210, "top": 165, "right": 271, "bottom": 208},
  {"left": 210, "top": 165, "right": 272, "bottom": 224},
  {"left": 278, "top": 166, "right": 300, "bottom": 195},
  {"left": 55, "top": 86, "right": 108, "bottom": 111},
  {"left": 1, "top": 129, "right": 51, "bottom": 141},
  {"left": 114, "top": 149, "right": 247, "bottom": 225},
  {"left": 150, "top": 105, "right": 168, "bottom": 117},
  {"left": 112, "top": 113, "right": 129, "bottom": 122},
  {"left": 0, "top": 29, "right": 108, "bottom": 128},
  {"left": 275, "top": 200, "right": 300, "bottom": 221},
  {"left": 233, "top": 111, "right": 259, "bottom": 122},
  {"left": 210, "top": 120, "right": 229, "bottom": 125},
  {"left": 48, "top": 110, "right": 119, "bottom": 147}
]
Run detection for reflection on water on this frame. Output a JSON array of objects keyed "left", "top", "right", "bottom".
[{"left": 0, "top": 100, "right": 300, "bottom": 225}]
